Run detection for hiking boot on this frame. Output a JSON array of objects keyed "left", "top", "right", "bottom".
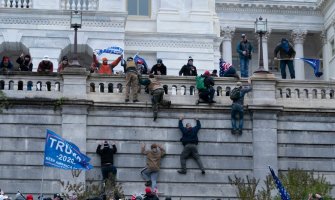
[
  {"left": 201, "top": 170, "right": 206, "bottom": 175},
  {"left": 145, "top": 180, "right": 152, "bottom": 187},
  {"left": 238, "top": 129, "right": 243, "bottom": 135},
  {"left": 125, "top": 99, "right": 129, "bottom": 103},
  {"left": 231, "top": 129, "right": 237, "bottom": 135},
  {"left": 177, "top": 169, "right": 187, "bottom": 174},
  {"left": 133, "top": 99, "right": 139, "bottom": 103}
]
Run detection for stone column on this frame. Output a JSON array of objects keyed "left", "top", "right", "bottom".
[
  {"left": 59, "top": 67, "right": 91, "bottom": 189},
  {"left": 220, "top": 26, "right": 235, "bottom": 64},
  {"left": 292, "top": 29, "right": 307, "bottom": 80},
  {"left": 262, "top": 31, "right": 271, "bottom": 71},
  {"left": 249, "top": 77, "right": 282, "bottom": 187},
  {"left": 321, "top": 30, "right": 330, "bottom": 80},
  {"left": 214, "top": 37, "right": 223, "bottom": 70}
]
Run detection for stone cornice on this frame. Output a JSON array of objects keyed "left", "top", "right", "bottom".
[
  {"left": 216, "top": 2, "right": 322, "bottom": 16},
  {"left": 0, "top": 9, "right": 126, "bottom": 29}
]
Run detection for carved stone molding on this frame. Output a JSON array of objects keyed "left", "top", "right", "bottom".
[
  {"left": 216, "top": 3, "right": 322, "bottom": 17},
  {"left": 220, "top": 26, "right": 235, "bottom": 41},
  {"left": 0, "top": 15, "right": 124, "bottom": 29},
  {"left": 125, "top": 40, "right": 213, "bottom": 50},
  {"left": 291, "top": 29, "right": 307, "bottom": 44},
  {"left": 320, "top": 30, "right": 327, "bottom": 45}
]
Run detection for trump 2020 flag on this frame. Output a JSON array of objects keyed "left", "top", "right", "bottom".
[
  {"left": 94, "top": 46, "right": 123, "bottom": 56},
  {"left": 269, "top": 166, "right": 291, "bottom": 200},
  {"left": 44, "top": 129, "right": 93, "bottom": 170},
  {"left": 134, "top": 54, "right": 148, "bottom": 74},
  {"left": 300, "top": 58, "right": 323, "bottom": 77}
]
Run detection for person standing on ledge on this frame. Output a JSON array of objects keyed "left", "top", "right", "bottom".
[
  {"left": 177, "top": 115, "right": 205, "bottom": 175},
  {"left": 179, "top": 56, "right": 197, "bottom": 76},
  {"left": 274, "top": 38, "right": 296, "bottom": 79},
  {"left": 236, "top": 34, "right": 253, "bottom": 78}
]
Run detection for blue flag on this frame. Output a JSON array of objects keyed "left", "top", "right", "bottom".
[
  {"left": 44, "top": 129, "right": 93, "bottom": 170},
  {"left": 133, "top": 54, "right": 148, "bottom": 74},
  {"left": 269, "top": 166, "right": 291, "bottom": 200},
  {"left": 94, "top": 46, "right": 123, "bottom": 56},
  {"left": 300, "top": 58, "right": 323, "bottom": 77}
]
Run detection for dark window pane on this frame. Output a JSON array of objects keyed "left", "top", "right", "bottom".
[
  {"left": 139, "top": 0, "right": 149, "bottom": 16},
  {"left": 128, "top": 0, "right": 137, "bottom": 15}
]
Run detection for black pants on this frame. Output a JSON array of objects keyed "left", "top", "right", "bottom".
[
  {"left": 101, "top": 164, "right": 117, "bottom": 180},
  {"left": 151, "top": 88, "right": 170, "bottom": 118},
  {"left": 180, "top": 144, "right": 204, "bottom": 171}
]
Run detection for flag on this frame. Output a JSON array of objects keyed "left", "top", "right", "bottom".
[
  {"left": 134, "top": 54, "right": 148, "bottom": 74},
  {"left": 219, "top": 58, "right": 232, "bottom": 77},
  {"left": 269, "top": 166, "right": 291, "bottom": 200},
  {"left": 300, "top": 58, "right": 323, "bottom": 77},
  {"left": 44, "top": 129, "right": 93, "bottom": 170},
  {"left": 94, "top": 46, "right": 123, "bottom": 56}
]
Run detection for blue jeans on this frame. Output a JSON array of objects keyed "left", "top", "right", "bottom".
[
  {"left": 141, "top": 167, "right": 159, "bottom": 189},
  {"left": 240, "top": 57, "right": 250, "bottom": 78},
  {"left": 231, "top": 103, "right": 244, "bottom": 130},
  {"left": 280, "top": 60, "right": 295, "bottom": 79}
]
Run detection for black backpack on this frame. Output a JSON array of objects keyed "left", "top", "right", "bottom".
[{"left": 230, "top": 87, "right": 241, "bottom": 101}]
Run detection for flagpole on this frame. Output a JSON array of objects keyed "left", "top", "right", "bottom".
[
  {"left": 39, "top": 165, "right": 45, "bottom": 200},
  {"left": 275, "top": 58, "right": 323, "bottom": 61}
]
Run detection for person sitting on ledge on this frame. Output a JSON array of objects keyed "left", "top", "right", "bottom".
[
  {"left": 37, "top": 55, "right": 53, "bottom": 74},
  {"left": 198, "top": 70, "right": 216, "bottom": 104},
  {"left": 0, "top": 56, "right": 13, "bottom": 72},
  {"left": 219, "top": 58, "right": 240, "bottom": 79},
  {"left": 16, "top": 53, "right": 33, "bottom": 71}
]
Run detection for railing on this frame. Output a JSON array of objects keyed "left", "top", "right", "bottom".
[
  {"left": 60, "top": 0, "right": 98, "bottom": 10},
  {"left": 1, "top": 0, "right": 32, "bottom": 8}
]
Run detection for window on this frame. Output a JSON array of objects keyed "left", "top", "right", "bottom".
[{"left": 127, "top": 0, "right": 150, "bottom": 16}]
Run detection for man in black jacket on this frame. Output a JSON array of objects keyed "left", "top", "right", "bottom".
[
  {"left": 96, "top": 140, "right": 117, "bottom": 180},
  {"left": 177, "top": 115, "right": 205, "bottom": 175},
  {"left": 150, "top": 59, "right": 167, "bottom": 75},
  {"left": 179, "top": 56, "right": 197, "bottom": 76},
  {"left": 198, "top": 70, "right": 215, "bottom": 104}
]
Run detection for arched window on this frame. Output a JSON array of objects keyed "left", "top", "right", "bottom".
[
  {"left": 304, "top": 89, "right": 308, "bottom": 98},
  {"left": 180, "top": 85, "right": 186, "bottom": 95},
  {"left": 330, "top": 90, "right": 334, "bottom": 99},
  {"left": 217, "top": 86, "right": 222, "bottom": 96},
  {"left": 46, "top": 82, "right": 52, "bottom": 91},
  {"left": 36, "top": 81, "right": 42, "bottom": 91},
  {"left": 286, "top": 88, "right": 291, "bottom": 98},
  {"left": 321, "top": 89, "right": 326, "bottom": 99},
  {"left": 312, "top": 89, "right": 317, "bottom": 99},
  {"left": 190, "top": 86, "right": 195, "bottom": 96},
  {"left": 278, "top": 89, "right": 283, "bottom": 98},
  {"left": 55, "top": 82, "right": 60, "bottom": 91},
  {"left": 0, "top": 80, "right": 4, "bottom": 90},
  {"left": 18, "top": 81, "right": 23, "bottom": 91},
  {"left": 27, "top": 81, "right": 33, "bottom": 91},
  {"left": 117, "top": 83, "right": 123, "bottom": 93},
  {"left": 294, "top": 89, "right": 300, "bottom": 98},
  {"left": 171, "top": 85, "right": 177, "bottom": 95},
  {"left": 99, "top": 83, "right": 104, "bottom": 93},
  {"left": 163, "top": 85, "right": 168, "bottom": 94},
  {"left": 225, "top": 87, "right": 231, "bottom": 96},
  {"left": 8, "top": 81, "right": 14, "bottom": 90},
  {"left": 90, "top": 83, "right": 95, "bottom": 92},
  {"left": 108, "top": 83, "right": 113, "bottom": 93}
]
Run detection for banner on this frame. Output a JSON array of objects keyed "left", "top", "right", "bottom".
[
  {"left": 43, "top": 129, "right": 93, "bottom": 170},
  {"left": 134, "top": 54, "right": 148, "bottom": 74},
  {"left": 94, "top": 46, "right": 123, "bottom": 56},
  {"left": 300, "top": 58, "right": 323, "bottom": 77},
  {"left": 269, "top": 166, "right": 291, "bottom": 200}
]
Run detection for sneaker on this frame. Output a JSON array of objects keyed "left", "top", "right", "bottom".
[
  {"left": 177, "top": 169, "right": 187, "bottom": 174},
  {"left": 125, "top": 99, "right": 129, "bottom": 102},
  {"left": 133, "top": 99, "right": 139, "bottom": 103},
  {"left": 201, "top": 170, "right": 206, "bottom": 175}
]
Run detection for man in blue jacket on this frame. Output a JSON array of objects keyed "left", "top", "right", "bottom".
[{"left": 177, "top": 115, "right": 205, "bottom": 175}]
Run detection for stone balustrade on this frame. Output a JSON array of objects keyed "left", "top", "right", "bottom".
[
  {"left": 60, "top": 0, "right": 99, "bottom": 10},
  {"left": 2, "top": 72, "right": 335, "bottom": 107},
  {"left": 1, "top": 0, "right": 32, "bottom": 8}
]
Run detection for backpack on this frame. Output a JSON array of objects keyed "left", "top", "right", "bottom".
[
  {"left": 230, "top": 87, "right": 241, "bottom": 101},
  {"left": 196, "top": 76, "right": 206, "bottom": 90}
]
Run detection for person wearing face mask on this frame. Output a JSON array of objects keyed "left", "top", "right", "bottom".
[
  {"left": 96, "top": 140, "right": 118, "bottom": 180},
  {"left": 140, "top": 143, "right": 166, "bottom": 192},
  {"left": 57, "top": 56, "right": 70, "bottom": 73},
  {"left": 274, "top": 38, "right": 296, "bottom": 79},
  {"left": 16, "top": 53, "right": 33, "bottom": 71},
  {"left": 177, "top": 115, "right": 205, "bottom": 175}
]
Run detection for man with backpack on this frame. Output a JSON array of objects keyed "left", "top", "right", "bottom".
[
  {"left": 230, "top": 79, "right": 252, "bottom": 135},
  {"left": 196, "top": 70, "right": 215, "bottom": 104}
]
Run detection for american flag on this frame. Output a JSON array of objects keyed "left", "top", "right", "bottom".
[{"left": 269, "top": 166, "right": 291, "bottom": 200}]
